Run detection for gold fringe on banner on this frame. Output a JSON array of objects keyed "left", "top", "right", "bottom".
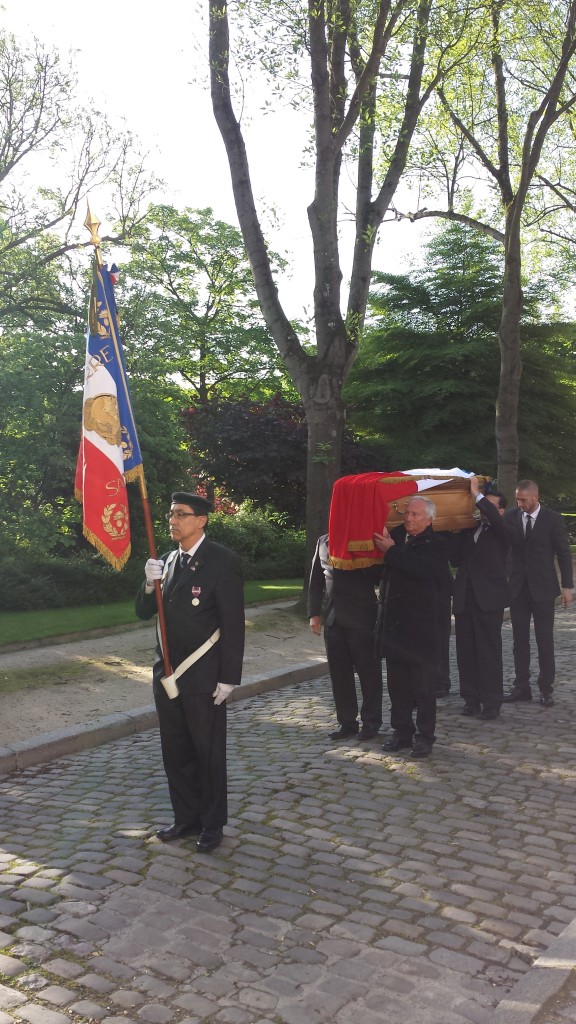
[
  {"left": 329, "top": 555, "right": 384, "bottom": 570},
  {"left": 82, "top": 525, "right": 131, "bottom": 572},
  {"left": 347, "top": 538, "right": 376, "bottom": 552}
]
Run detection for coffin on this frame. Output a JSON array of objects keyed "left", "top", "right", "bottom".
[
  {"left": 385, "top": 475, "right": 486, "bottom": 531},
  {"left": 328, "top": 469, "right": 491, "bottom": 569}
]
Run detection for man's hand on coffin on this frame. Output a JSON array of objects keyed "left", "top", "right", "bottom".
[
  {"left": 470, "top": 475, "right": 480, "bottom": 497},
  {"left": 374, "top": 528, "right": 395, "bottom": 555}
]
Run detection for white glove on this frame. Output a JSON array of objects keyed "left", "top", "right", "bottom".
[
  {"left": 145, "top": 558, "right": 164, "bottom": 585},
  {"left": 213, "top": 683, "right": 235, "bottom": 705}
]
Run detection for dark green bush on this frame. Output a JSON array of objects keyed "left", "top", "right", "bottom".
[
  {"left": 1, "top": 504, "right": 305, "bottom": 611},
  {"left": 207, "top": 504, "right": 305, "bottom": 579}
]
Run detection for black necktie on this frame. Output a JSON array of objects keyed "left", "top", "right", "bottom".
[
  {"left": 180, "top": 552, "right": 191, "bottom": 571},
  {"left": 525, "top": 515, "right": 532, "bottom": 539}
]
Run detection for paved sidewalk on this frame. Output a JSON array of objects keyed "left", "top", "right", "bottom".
[
  {"left": 0, "top": 603, "right": 327, "bottom": 770},
  {"left": 0, "top": 608, "right": 575, "bottom": 1023}
]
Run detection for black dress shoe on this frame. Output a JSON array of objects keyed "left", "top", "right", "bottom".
[
  {"left": 196, "top": 827, "right": 224, "bottom": 853},
  {"left": 461, "top": 704, "right": 480, "bottom": 717},
  {"left": 382, "top": 734, "right": 413, "bottom": 752},
  {"left": 156, "top": 822, "right": 202, "bottom": 843},
  {"left": 410, "top": 737, "right": 433, "bottom": 759},
  {"left": 435, "top": 688, "right": 450, "bottom": 698},
  {"left": 358, "top": 724, "right": 380, "bottom": 740},
  {"left": 539, "top": 693, "right": 555, "bottom": 707},
  {"left": 502, "top": 687, "right": 532, "bottom": 703},
  {"left": 478, "top": 708, "right": 500, "bottom": 720},
  {"left": 329, "top": 725, "right": 359, "bottom": 740}
]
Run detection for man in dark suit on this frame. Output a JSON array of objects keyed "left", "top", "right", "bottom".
[
  {"left": 503, "top": 479, "right": 573, "bottom": 707},
  {"left": 374, "top": 497, "right": 452, "bottom": 759},
  {"left": 136, "top": 491, "right": 245, "bottom": 852},
  {"left": 308, "top": 534, "right": 383, "bottom": 740},
  {"left": 449, "top": 477, "right": 510, "bottom": 719}
]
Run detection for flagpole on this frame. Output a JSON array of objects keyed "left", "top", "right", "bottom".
[{"left": 84, "top": 206, "right": 173, "bottom": 680}]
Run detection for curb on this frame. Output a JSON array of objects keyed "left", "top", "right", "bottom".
[
  {"left": 0, "top": 659, "right": 328, "bottom": 776},
  {"left": 493, "top": 919, "right": 576, "bottom": 1023}
]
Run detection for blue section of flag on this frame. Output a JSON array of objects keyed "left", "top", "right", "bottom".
[{"left": 89, "top": 261, "right": 143, "bottom": 480}]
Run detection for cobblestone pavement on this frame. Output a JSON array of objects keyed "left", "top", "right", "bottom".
[{"left": 0, "top": 608, "right": 575, "bottom": 1024}]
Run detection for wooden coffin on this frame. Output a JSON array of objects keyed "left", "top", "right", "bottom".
[{"left": 385, "top": 475, "right": 490, "bottom": 531}]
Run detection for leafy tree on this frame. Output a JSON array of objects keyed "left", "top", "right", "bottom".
[
  {"left": 345, "top": 222, "right": 576, "bottom": 499},
  {"left": 0, "top": 278, "right": 86, "bottom": 551},
  {"left": 0, "top": 30, "right": 156, "bottom": 328},
  {"left": 207, "top": 0, "right": 476, "bottom": 561},
  {"left": 118, "top": 205, "right": 285, "bottom": 408},
  {"left": 182, "top": 395, "right": 381, "bottom": 525},
  {"left": 393, "top": 0, "right": 576, "bottom": 499}
]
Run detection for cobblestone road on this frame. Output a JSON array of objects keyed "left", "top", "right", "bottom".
[{"left": 0, "top": 609, "right": 575, "bottom": 1024}]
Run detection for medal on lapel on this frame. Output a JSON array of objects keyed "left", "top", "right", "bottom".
[{"left": 191, "top": 586, "right": 201, "bottom": 606}]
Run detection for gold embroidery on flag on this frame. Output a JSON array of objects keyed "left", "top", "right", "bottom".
[
  {"left": 102, "top": 503, "right": 129, "bottom": 539},
  {"left": 84, "top": 395, "right": 122, "bottom": 446}
]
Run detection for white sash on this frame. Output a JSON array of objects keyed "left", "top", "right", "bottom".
[{"left": 160, "top": 629, "right": 221, "bottom": 699}]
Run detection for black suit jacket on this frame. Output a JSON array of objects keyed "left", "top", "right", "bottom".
[
  {"left": 504, "top": 505, "right": 573, "bottom": 601},
  {"left": 135, "top": 537, "right": 245, "bottom": 693},
  {"left": 307, "top": 534, "right": 382, "bottom": 631},
  {"left": 450, "top": 496, "right": 511, "bottom": 614}
]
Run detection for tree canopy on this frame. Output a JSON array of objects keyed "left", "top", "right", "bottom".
[
  {"left": 392, "top": 0, "right": 576, "bottom": 498},
  {"left": 346, "top": 222, "right": 576, "bottom": 499}
]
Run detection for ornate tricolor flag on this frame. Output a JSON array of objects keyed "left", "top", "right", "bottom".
[{"left": 75, "top": 256, "right": 143, "bottom": 570}]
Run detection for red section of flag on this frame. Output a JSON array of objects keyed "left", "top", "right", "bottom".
[
  {"left": 328, "top": 472, "right": 419, "bottom": 569},
  {"left": 75, "top": 436, "right": 131, "bottom": 569}
]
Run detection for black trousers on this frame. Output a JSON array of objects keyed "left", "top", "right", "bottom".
[
  {"left": 436, "top": 591, "right": 453, "bottom": 690},
  {"left": 386, "top": 657, "right": 437, "bottom": 743},
  {"left": 510, "top": 580, "right": 556, "bottom": 692},
  {"left": 455, "top": 586, "right": 504, "bottom": 711},
  {"left": 324, "top": 622, "right": 383, "bottom": 729},
  {"left": 153, "top": 684, "right": 228, "bottom": 830}
]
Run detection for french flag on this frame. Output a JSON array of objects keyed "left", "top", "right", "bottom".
[{"left": 75, "top": 259, "right": 143, "bottom": 570}]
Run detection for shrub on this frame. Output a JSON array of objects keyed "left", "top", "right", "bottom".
[{"left": 1, "top": 503, "right": 305, "bottom": 611}]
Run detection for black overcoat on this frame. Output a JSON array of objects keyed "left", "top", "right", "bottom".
[{"left": 377, "top": 524, "right": 451, "bottom": 664}]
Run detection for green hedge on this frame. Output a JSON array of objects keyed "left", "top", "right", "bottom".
[{"left": 0, "top": 507, "right": 306, "bottom": 612}]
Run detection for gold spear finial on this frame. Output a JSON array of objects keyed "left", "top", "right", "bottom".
[{"left": 84, "top": 203, "right": 103, "bottom": 264}]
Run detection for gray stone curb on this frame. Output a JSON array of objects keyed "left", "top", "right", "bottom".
[
  {"left": 0, "top": 659, "right": 328, "bottom": 775},
  {"left": 493, "top": 920, "right": 576, "bottom": 1023}
]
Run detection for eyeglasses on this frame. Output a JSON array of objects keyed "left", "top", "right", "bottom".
[{"left": 165, "top": 511, "right": 199, "bottom": 520}]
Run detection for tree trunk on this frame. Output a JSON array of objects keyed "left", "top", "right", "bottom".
[
  {"left": 495, "top": 212, "right": 523, "bottom": 504},
  {"left": 302, "top": 382, "right": 347, "bottom": 572}
]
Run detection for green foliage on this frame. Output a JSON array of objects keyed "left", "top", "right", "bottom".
[
  {"left": 0, "top": 504, "right": 305, "bottom": 611},
  {"left": 207, "top": 503, "right": 306, "bottom": 579},
  {"left": 119, "top": 205, "right": 286, "bottom": 406},
  {"left": 0, "top": 550, "right": 145, "bottom": 613},
  {"left": 182, "top": 395, "right": 382, "bottom": 525},
  {"left": 345, "top": 222, "right": 576, "bottom": 499}
]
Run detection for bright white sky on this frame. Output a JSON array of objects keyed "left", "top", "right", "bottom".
[{"left": 1, "top": 0, "right": 428, "bottom": 319}]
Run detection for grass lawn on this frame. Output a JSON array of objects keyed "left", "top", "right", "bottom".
[{"left": 0, "top": 579, "right": 303, "bottom": 648}]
